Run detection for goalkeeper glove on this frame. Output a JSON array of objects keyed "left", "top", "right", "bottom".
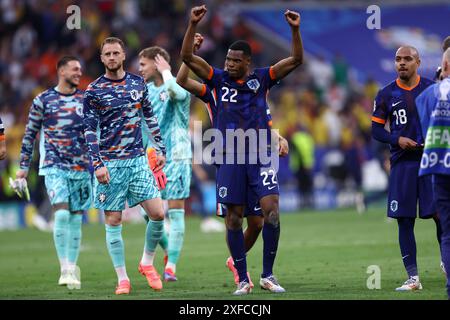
[
  {"left": 9, "top": 177, "right": 30, "bottom": 201},
  {"left": 147, "top": 148, "right": 167, "bottom": 190}
]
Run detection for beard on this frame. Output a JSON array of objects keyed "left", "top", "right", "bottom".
[
  {"left": 105, "top": 62, "right": 123, "bottom": 73},
  {"left": 397, "top": 70, "right": 411, "bottom": 81},
  {"left": 65, "top": 78, "right": 79, "bottom": 89}
]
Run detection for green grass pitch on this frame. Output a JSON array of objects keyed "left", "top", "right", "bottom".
[{"left": 0, "top": 208, "right": 447, "bottom": 300}]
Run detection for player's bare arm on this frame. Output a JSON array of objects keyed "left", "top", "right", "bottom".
[
  {"left": 181, "top": 5, "right": 212, "bottom": 80},
  {"left": 279, "top": 135, "right": 289, "bottom": 157},
  {"left": 0, "top": 139, "right": 5, "bottom": 160},
  {"left": 272, "top": 130, "right": 289, "bottom": 157},
  {"left": 271, "top": 10, "right": 304, "bottom": 80},
  {"left": 177, "top": 33, "right": 205, "bottom": 95}
]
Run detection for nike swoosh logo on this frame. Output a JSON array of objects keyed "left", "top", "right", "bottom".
[
  {"left": 235, "top": 258, "right": 244, "bottom": 262},
  {"left": 402, "top": 255, "right": 409, "bottom": 259},
  {"left": 392, "top": 101, "right": 402, "bottom": 107},
  {"left": 254, "top": 206, "right": 261, "bottom": 211},
  {"left": 268, "top": 186, "right": 277, "bottom": 190}
]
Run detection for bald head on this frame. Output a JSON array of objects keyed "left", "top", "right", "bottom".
[
  {"left": 395, "top": 46, "right": 421, "bottom": 81},
  {"left": 396, "top": 46, "right": 420, "bottom": 60},
  {"left": 443, "top": 36, "right": 450, "bottom": 52},
  {"left": 442, "top": 48, "right": 450, "bottom": 78}
]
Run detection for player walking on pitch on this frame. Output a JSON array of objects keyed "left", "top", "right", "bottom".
[
  {"left": 181, "top": 5, "right": 303, "bottom": 295},
  {"left": 16, "top": 56, "right": 91, "bottom": 289},
  {"left": 372, "top": 46, "right": 442, "bottom": 291},
  {"left": 176, "top": 33, "right": 290, "bottom": 289},
  {"left": 138, "top": 45, "right": 192, "bottom": 282},
  {"left": 83, "top": 37, "right": 166, "bottom": 294}
]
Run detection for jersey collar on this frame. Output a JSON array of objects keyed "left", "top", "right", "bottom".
[{"left": 396, "top": 75, "right": 421, "bottom": 91}]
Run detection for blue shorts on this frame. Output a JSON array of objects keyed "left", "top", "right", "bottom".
[
  {"left": 217, "top": 185, "right": 263, "bottom": 218},
  {"left": 161, "top": 161, "right": 191, "bottom": 200},
  {"left": 387, "top": 160, "right": 435, "bottom": 219},
  {"left": 216, "top": 162, "right": 279, "bottom": 206},
  {"left": 94, "top": 156, "right": 160, "bottom": 211},
  {"left": 44, "top": 168, "right": 92, "bottom": 212}
]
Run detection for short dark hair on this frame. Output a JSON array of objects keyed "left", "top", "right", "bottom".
[
  {"left": 229, "top": 40, "right": 252, "bottom": 57},
  {"left": 139, "top": 46, "right": 170, "bottom": 63},
  {"left": 101, "top": 37, "right": 125, "bottom": 53},
  {"left": 443, "top": 36, "right": 450, "bottom": 52},
  {"left": 56, "top": 56, "right": 80, "bottom": 70}
]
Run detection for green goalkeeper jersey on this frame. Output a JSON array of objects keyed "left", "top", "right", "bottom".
[{"left": 142, "top": 76, "right": 192, "bottom": 161}]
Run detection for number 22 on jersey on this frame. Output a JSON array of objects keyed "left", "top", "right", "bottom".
[{"left": 221, "top": 87, "right": 238, "bottom": 103}]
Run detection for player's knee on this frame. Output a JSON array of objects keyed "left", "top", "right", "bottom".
[
  {"left": 105, "top": 214, "right": 122, "bottom": 226},
  {"left": 150, "top": 211, "right": 165, "bottom": 221},
  {"left": 264, "top": 210, "right": 280, "bottom": 227},
  {"left": 144, "top": 205, "right": 165, "bottom": 221},
  {"left": 226, "top": 213, "right": 243, "bottom": 230}
]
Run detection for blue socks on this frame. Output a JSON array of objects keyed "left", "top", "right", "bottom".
[
  {"left": 53, "top": 209, "right": 70, "bottom": 268},
  {"left": 397, "top": 218, "right": 418, "bottom": 277},
  {"left": 68, "top": 214, "right": 83, "bottom": 267},
  {"left": 167, "top": 209, "right": 185, "bottom": 270},
  {"left": 105, "top": 224, "right": 125, "bottom": 268},
  {"left": 227, "top": 228, "right": 248, "bottom": 283},
  {"left": 262, "top": 222, "right": 280, "bottom": 278}
]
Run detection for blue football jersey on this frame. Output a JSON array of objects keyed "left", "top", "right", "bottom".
[
  {"left": 197, "top": 82, "right": 274, "bottom": 130},
  {"left": 372, "top": 76, "right": 434, "bottom": 165},
  {"left": 204, "top": 67, "right": 277, "bottom": 155}
]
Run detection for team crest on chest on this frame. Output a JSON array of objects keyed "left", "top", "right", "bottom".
[
  {"left": 130, "top": 90, "right": 142, "bottom": 101},
  {"left": 159, "top": 91, "right": 168, "bottom": 102},
  {"left": 75, "top": 105, "right": 83, "bottom": 117},
  {"left": 246, "top": 79, "right": 260, "bottom": 92}
]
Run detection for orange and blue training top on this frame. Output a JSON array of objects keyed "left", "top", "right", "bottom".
[
  {"left": 83, "top": 72, "right": 165, "bottom": 170},
  {"left": 19, "top": 88, "right": 90, "bottom": 173}
]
